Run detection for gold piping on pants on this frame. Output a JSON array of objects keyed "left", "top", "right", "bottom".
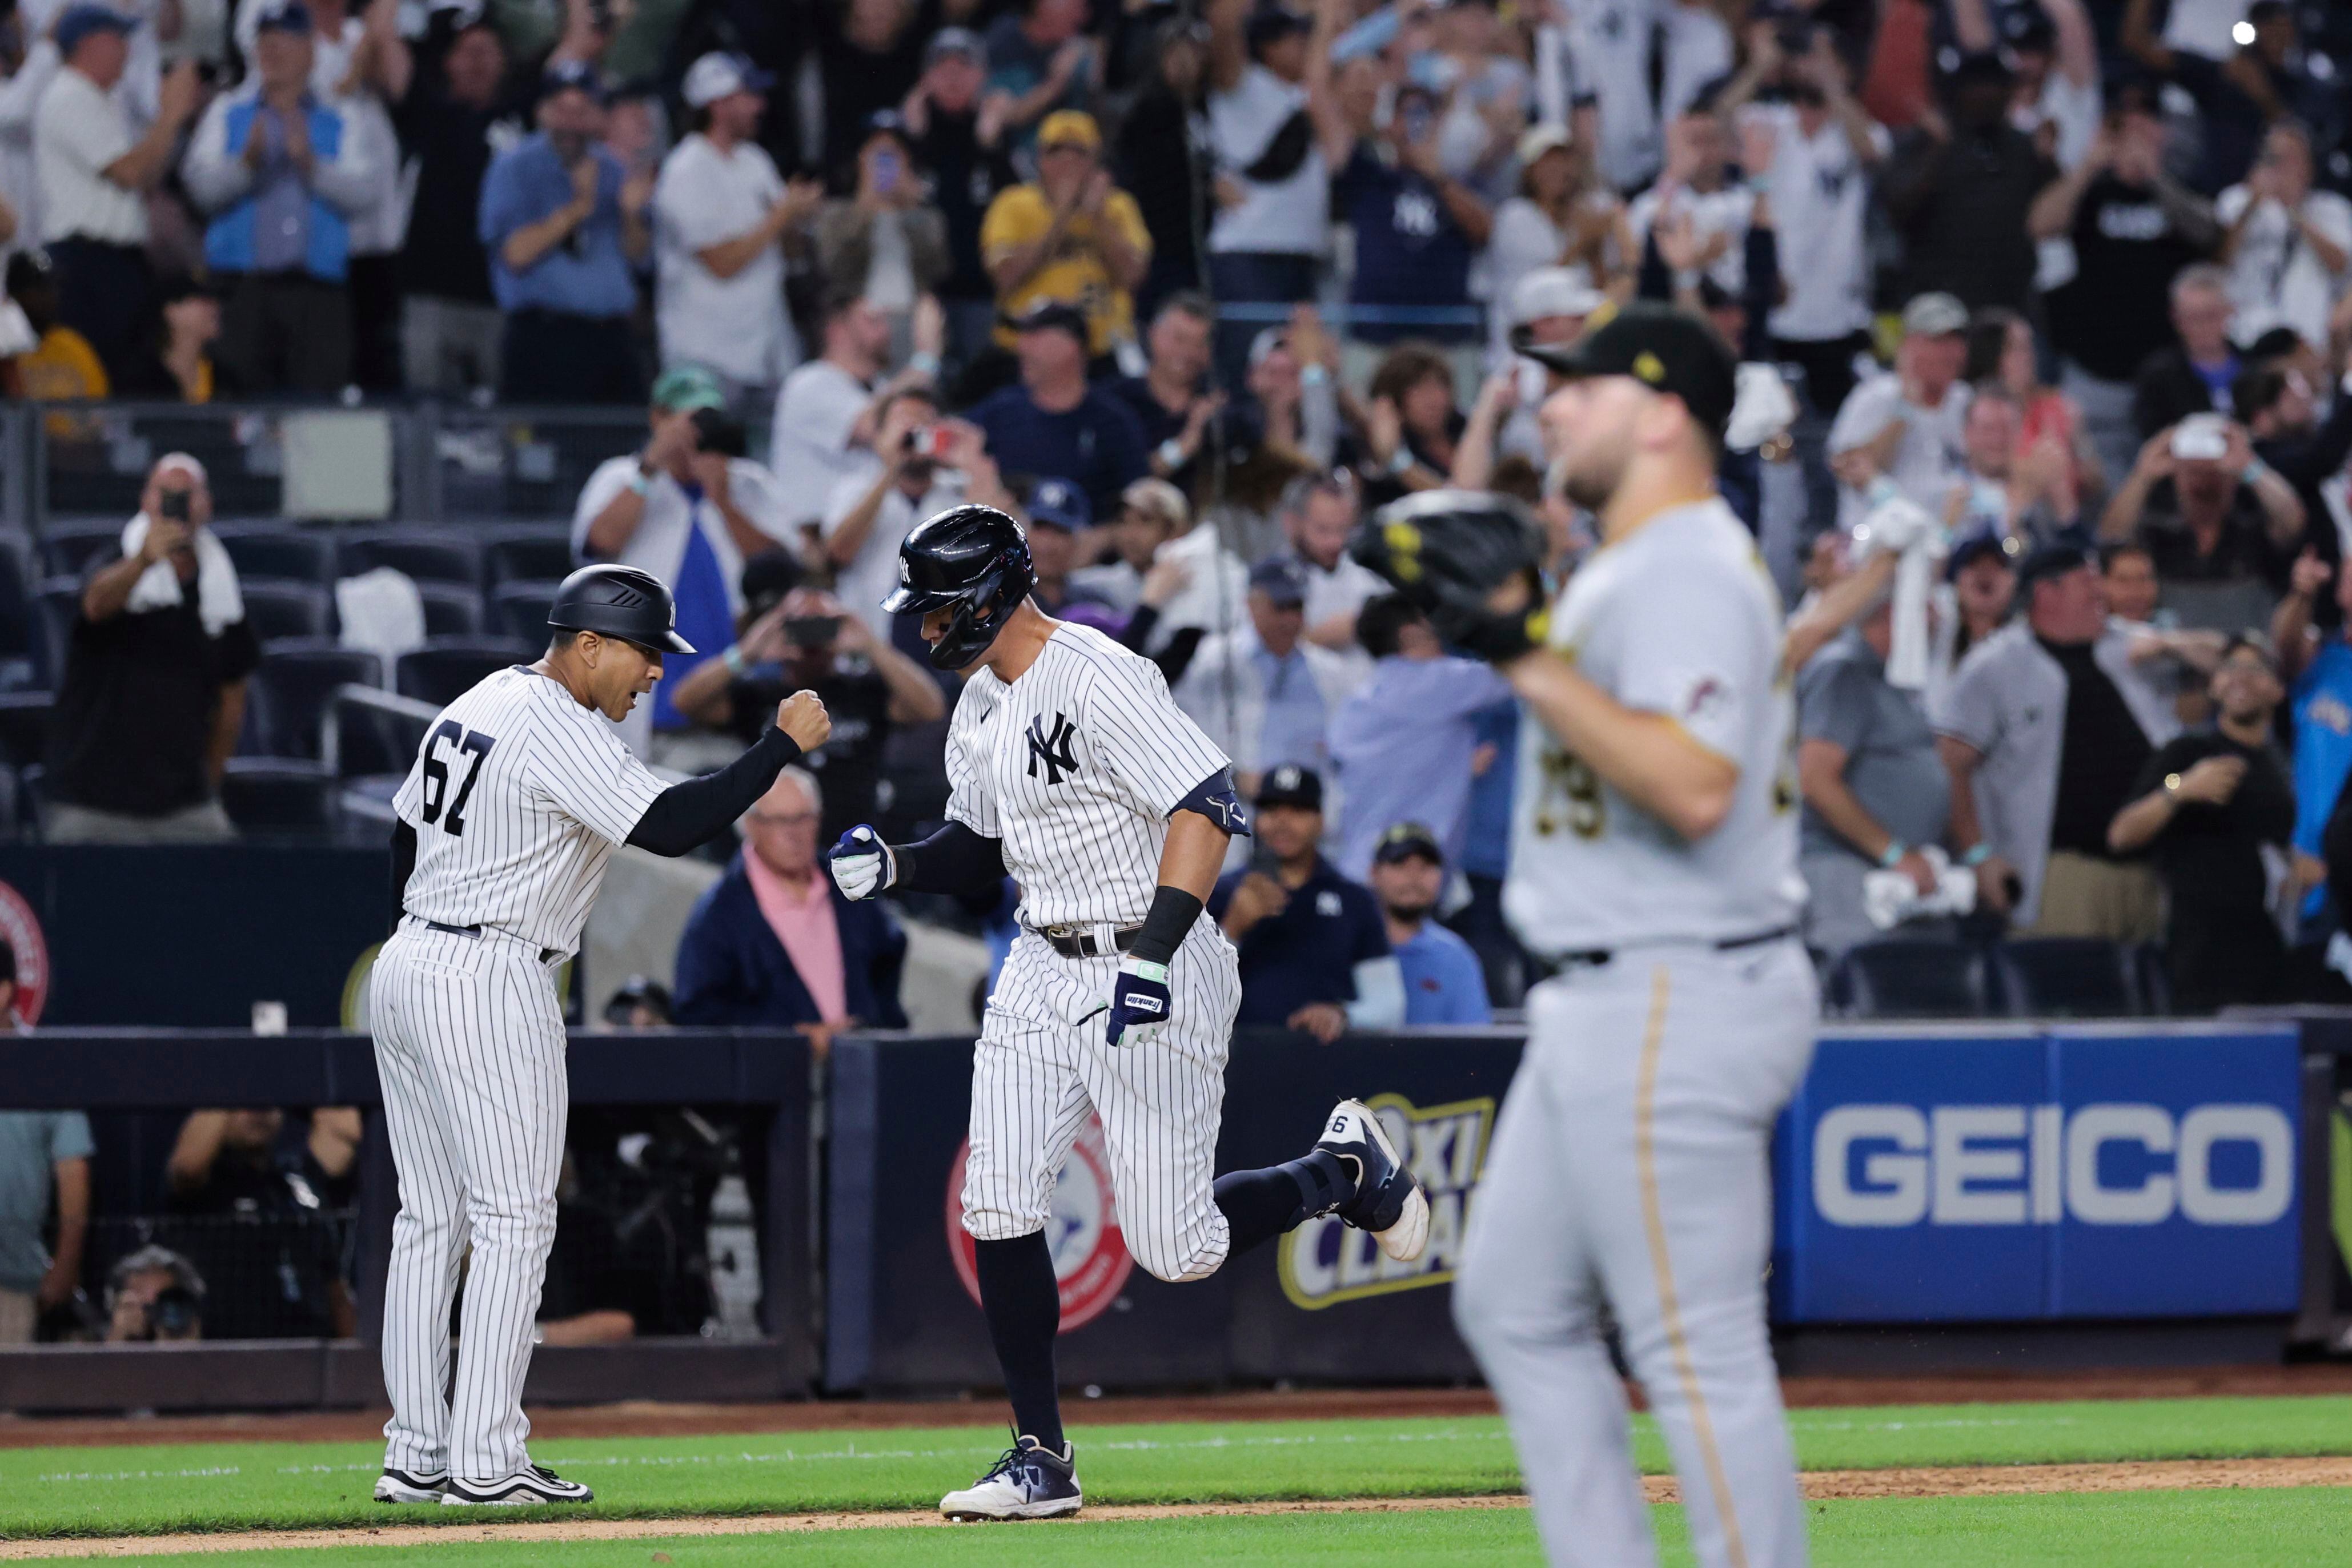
[{"left": 1635, "top": 963, "right": 1748, "bottom": 1568}]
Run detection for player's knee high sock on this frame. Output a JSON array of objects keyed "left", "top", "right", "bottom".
[
  {"left": 1214, "top": 1150, "right": 1356, "bottom": 1255},
  {"left": 972, "top": 1231, "right": 1065, "bottom": 1451}
]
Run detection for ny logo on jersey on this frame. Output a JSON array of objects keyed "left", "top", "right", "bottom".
[{"left": 1026, "top": 711, "right": 1080, "bottom": 785}]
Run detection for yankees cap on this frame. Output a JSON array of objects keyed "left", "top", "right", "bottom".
[{"left": 1256, "top": 765, "right": 1323, "bottom": 811}]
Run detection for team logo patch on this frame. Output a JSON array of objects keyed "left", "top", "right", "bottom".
[
  {"left": 1026, "top": 711, "right": 1080, "bottom": 785},
  {"left": 0, "top": 879, "right": 50, "bottom": 1024},
  {"left": 1679, "top": 675, "right": 1728, "bottom": 729},
  {"left": 1278, "top": 1093, "right": 1492, "bottom": 1310},
  {"left": 948, "top": 1115, "right": 1133, "bottom": 1332}
]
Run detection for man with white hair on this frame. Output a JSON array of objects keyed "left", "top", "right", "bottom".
[
  {"left": 45, "top": 454, "right": 258, "bottom": 842},
  {"left": 1827, "top": 292, "right": 1974, "bottom": 532},
  {"left": 671, "top": 766, "right": 908, "bottom": 1049},
  {"left": 1496, "top": 267, "right": 1604, "bottom": 464}
]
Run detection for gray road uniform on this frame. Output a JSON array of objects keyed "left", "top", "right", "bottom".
[{"left": 1453, "top": 498, "right": 1818, "bottom": 1568}]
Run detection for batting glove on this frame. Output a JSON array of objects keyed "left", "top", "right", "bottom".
[
  {"left": 1104, "top": 956, "right": 1173, "bottom": 1047},
  {"left": 827, "top": 826, "right": 896, "bottom": 901}
]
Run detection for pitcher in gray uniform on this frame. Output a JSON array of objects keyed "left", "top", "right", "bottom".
[{"left": 1356, "top": 303, "right": 1816, "bottom": 1568}]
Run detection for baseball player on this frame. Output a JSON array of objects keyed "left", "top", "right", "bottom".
[
  {"left": 369, "top": 565, "right": 831, "bottom": 1506},
  {"left": 826, "top": 504, "right": 1429, "bottom": 1521},
  {"left": 1358, "top": 303, "right": 1816, "bottom": 1568}
]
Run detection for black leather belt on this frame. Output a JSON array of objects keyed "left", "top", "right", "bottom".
[
  {"left": 1555, "top": 925, "right": 1799, "bottom": 969},
  {"left": 413, "top": 915, "right": 480, "bottom": 937},
  {"left": 1042, "top": 926, "right": 1141, "bottom": 960}
]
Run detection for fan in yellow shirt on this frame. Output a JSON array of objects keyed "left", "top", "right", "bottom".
[{"left": 980, "top": 110, "right": 1151, "bottom": 357}]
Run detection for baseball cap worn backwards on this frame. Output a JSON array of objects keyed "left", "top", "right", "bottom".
[
  {"left": 683, "top": 51, "right": 774, "bottom": 109},
  {"left": 1515, "top": 301, "right": 1737, "bottom": 442}
]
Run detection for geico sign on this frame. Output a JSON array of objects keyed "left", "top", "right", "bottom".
[{"left": 1812, "top": 1103, "right": 2293, "bottom": 1228}]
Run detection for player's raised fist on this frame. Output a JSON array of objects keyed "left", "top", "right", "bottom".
[
  {"left": 827, "top": 825, "right": 896, "bottom": 900},
  {"left": 777, "top": 690, "right": 832, "bottom": 751}
]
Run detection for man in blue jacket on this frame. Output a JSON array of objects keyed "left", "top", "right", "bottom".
[
  {"left": 673, "top": 767, "right": 908, "bottom": 1050},
  {"left": 180, "top": 1, "right": 380, "bottom": 393}
]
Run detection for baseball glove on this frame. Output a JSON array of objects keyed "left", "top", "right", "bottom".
[{"left": 1350, "top": 489, "right": 1552, "bottom": 664}]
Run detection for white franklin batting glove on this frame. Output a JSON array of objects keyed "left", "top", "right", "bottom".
[{"left": 826, "top": 826, "right": 896, "bottom": 901}]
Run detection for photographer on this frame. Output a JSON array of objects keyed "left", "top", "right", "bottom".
[
  {"left": 819, "top": 387, "right": 1016, "bottom": 638},
  {"left": 103, "top": 1245, "right": 206, "bottom": 1344},
  {"left": 572, "top": 364, "right": 796, "bottom": 757},
  {"left": 668, "top": 582, "right": 946, "bottom": 841}
]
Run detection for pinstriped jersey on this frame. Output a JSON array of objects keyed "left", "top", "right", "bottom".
[
  {"left": 947, "top": 622, "right": 1230, "bottom": 930},
  {"left": 393, "top": 666, "right": 668, "bottom": 956}
]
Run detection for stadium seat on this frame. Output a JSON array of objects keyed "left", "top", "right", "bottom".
[
  {"left": 248, "top": 642, "right": 382, "bottom": 761},
  {"left": 396, "top": 637, "right": 528, "bottom": 706},
  {"left": 483, "top": 527, "right": 576, "bottom": 587},
  {"left": 332, "top": 687, "right": 434, "bottom": 778},
  {"left": 35, "top": 580, "right": 79, "bottom": 687},
  {"left": 2134, "top": 943, "right": 2172, "bottom": 1016},
  {"left": 0, "top": 691, "right": 51, "bottom": 769},
  {"left": 239, "top": 579, "right": 335, "bottom": 642},
  {"left": 1831, "top": 940, "right": 1991, "bottom": 1019},
  {"left": 491, "top": 579, "right": 560, "bottom": 645},
  {"left": 212, "top": 524, "right": 332, "bottom": 586},
  {"left": 418, "top": 581, "right": 486, "bottom": 637},
  {"left": 336, "top": 528, "right": 484, "bottom": 589},
  {"left": 1989, "top": 938, "right": 2142, "bottom": 1018},
  {"left": 37, "top": 521, "right": 123, "bottom": 579},
  {"left": 219, "top": 758, "right": 337, "bottom": 832},
  {"left": 18, "top": 763, "right": 44, "bottom": 834},
  {"left": 0, "top": 536, "right": 38, "bottom": 686}
]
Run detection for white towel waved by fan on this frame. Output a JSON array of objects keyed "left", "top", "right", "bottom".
[
  {"left": 118, "top": 457, "right": 243, "bottom": 637},
  {"left": 1863, "top": 845, "right": 1978, "bottom": 931}
]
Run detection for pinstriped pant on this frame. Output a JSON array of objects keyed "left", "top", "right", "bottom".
[
  {"left": 1452, "top": 942, "right": 1818, "bottom": 1568},
  {"left": 370, "top": 920, "right": 568, "bottom": 1482},
  {"left": 961, "top": 919, "right": 1242, "bottom": 1284}
]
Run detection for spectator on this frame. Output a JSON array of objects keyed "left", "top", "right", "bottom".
[
  {"left": 34, "top": 6, "right": 200, "bottom": 385},
  {"left": 770, "top": 288, "right": 931, "bottom": 530},
  {"left": 2101, "top": 538, "right": 2225, "bottom": 715},
  {"left": 1947, "top": 383, "right": 2079, "bottom": 541},
  {"left": 812, "top": 0, "right": 928, "bottom": 189},
  {"left": 103, "top": 1244, "right": 204, "bottom": 1342},
  {"left": 167, "top": 1107, "right": 361, "bottom": 1212},
  {"left": 125, "top": 272, "right": 222, "bottom": 403},
  {"left": 2038, "top": 91, "right": 2223, "bottom": 484},
  {"left": 1327, "top": 593, "right": 1511, "bottom": 882},
  {"left": 812, "top": 111, "right": 950, "bottom": 351},
  {"left": 2109, "top": 636, "right": 2303, "bottom": 1011},
  {"left": 392, "top": 17, "right": 523, "bottom": 395},
  {"left": 977, "top": 110, "right": 1149, "bottom": 373},
  {"left": 1938, "top": 542, "right": 2180, "bottom": 938},
  {"left": 1826, "top": 292, "right": 1972, "bottom": 531},
  {"left": 2217, "top": 123, "right": 2352, "bottom": 355},
  {"left": 2271, "top": 553, "right": 2352, "bottom": 918},
  {"left": 46, "top": 454, "right": 258, "bottom": 843},
  {"left": 1111, "top": 291, "right": 1230, "bottom": 492},
  {"left": 1366, "top": 822, "right": 1490, "bottom": 1026},
  {"left": 1332, "top": 81, "right": 1490, "bottom": 349},
  {"left": 1173, "top": 557, "right": 1360, "bottom": 790},
  {"left": 1207, "top": 764, "right": 1403, "bottom": 1042},
  {"left": 2098, "top": 415, "right": 2303, "bottom": 633},
  {"left": 2241, "top": 363, "right": 2352, "bottom": 568},
  {"left": 655, "top": 52, "right": 818, "bottom": 418},
  {"left": 1930, "top": 530, "right": 2018, "bottom": 715},
  {"left": 2132, "top": 264, "right": 2241, "bottom": 444},
  {"left": 1877, "top": 51, "right": 2056, "bottom": 313},
  {"left": 969, "top": 297, "right": 1149, "bottom": 518},
  {"left": 1483, "top": 124, "right": 1631, "bottom": 368},
  {"left": 1202, "top": 0, "right": 1342, "bottom": 382},
  {"left": 668, "top": 585, "right": 946, "bottom": 839},
  {"left": 1721, "top": 25, "right": 1885, "bottom": 424},
  {"left": 1119, "top": 18, "right": 1207, "bottom": 320},
  {"left": 1357, "top": 341, "right": 1464, "bottom": 504},
  {"left": 181, "top": 1, "right": 380, "bottom": 395},
  {"left": 672, "top": 767, "right": 909, "bottom": 1055},
  {"left": 572, "top": 365, "right": 793, "bottom": 754},
  {"left": 981, "top": 0, "right": 1097, "bottom": 151},
  {"left": 1626, "top": 95, "right": 1755, "bottom": 302},
  {"left": 1066, "top": 471, "right": 1183, "bottom": 611},
  {"left": 479, "top": 61, "right": 651, "bottom": 405},
  {"left": 2121, "top": 0, "right": 2307, "bottom": 196},
  {"left": 1797, "top": 596, "right": 1954, "bottom": 956},
  {"left": 1967, "top": 307, "right": 2104, "bottom": 524},
  {"left": 822, "top": 389, "right": 1015, "bottom": 638},
  {"left": 1542, "top": 0, "right": 1662, "bottom": 192},
  {"left": 1960, "top": 0, "right": 2100, "bottom": 173},
  {"left": 1274, "top": 471, "right": 1384, "bottom": 661},
  {"left": 2, "top": 246, "right": 106, "bottom": 399},
  {"left": 601, "top": 975, "right": 671, "bottom": 1028},
  {"left": 1019, "top": 478, "right": 1110, "bottom": 614},
  {"left": 898, "top": 27, "right": 1014, "bottom": 367},
  {"left": 0, "top": 938, "right": 91, "bottom": 1344}
]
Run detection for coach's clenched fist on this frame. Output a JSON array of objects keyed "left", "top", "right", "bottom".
[{"left": 776, "top": 690, "right": 832, "bottom": 751}]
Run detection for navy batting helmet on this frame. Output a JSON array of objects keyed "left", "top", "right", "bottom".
[
  {"left": 546, "top": 564, "right": 696, "bottom": 654},
  {"left": 883, "top": 504, "right": 1034, "bottom": 669}
]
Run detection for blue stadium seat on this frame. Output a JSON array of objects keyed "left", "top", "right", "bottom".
[
  {"left": 37, "top": 521, "right": 123, "bottom": 579},
  {"left": 239, "top": 579, "right": 335, "bottom": 642},
  {"left": 1989, "top": 939, "right": 2142, "bottom": 1018},
  {"left": 395, "top": 637, "right": 528, "bottom": 706},
  {"left": 35, "top": 580, "right": 79, "bottom": 687},
  {"left": 483, "top": 527, "right": 576, "bottom": 588},
  {"left": 491, "top": 579, "right": 560, "bottom": 645},
  {"left": 0, "top": 537, "right": 38, "bottom": 686},
  {"left": 418, "top": 581, "right": 486, "bottom": 637},
  {"left": 332, "top": 689, "right": 432, "bottom": 778},
  {"left": 2134, "top": 943, "right": 2172, "bottom": 1016},
  {"left": 1831, "top": 940, "right": 1990, "bottom": 1019},
  {"left": 249, "top": 642, "right": 382, "bottom": 761},
  {"left": 18, "top": 763, "right": 45, "bottom": 834},
  {"left": 336, "top": 528, "right": 485, "bottom": 589},
  {"left": 0, "top": 691, "right": 51, "bottom": 769},
  {"left": 212, "top": 524, "right": 333, "bottom": 586},
  {"left": 219, "top": 758, "right": 336, "bottom": 832}
]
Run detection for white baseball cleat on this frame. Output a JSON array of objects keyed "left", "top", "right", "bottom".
[
  {"left": 941, "top": 1436, "right": 1083, "bottom": 1521},
  {"left": 440, "top": 1465, "right": 594, "bottom": 1505},
  {"left": 1315, "top": 1098, "right": 1431, "bottom": 1263},
  {"left": 372, "top": 1466, "right": 448, "bottom": 1503}
]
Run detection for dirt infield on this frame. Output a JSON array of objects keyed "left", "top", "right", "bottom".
[
  {"left": 3, "top": 1457, "right": 2349, "bottom": 1560},
  {"left": 5, "top": 1364, "right": 2351, "bottom": 1451}
]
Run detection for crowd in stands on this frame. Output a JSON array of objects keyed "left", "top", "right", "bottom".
[{"left": 7, "top": 0, "right": 2352, "bottom": 1042}]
